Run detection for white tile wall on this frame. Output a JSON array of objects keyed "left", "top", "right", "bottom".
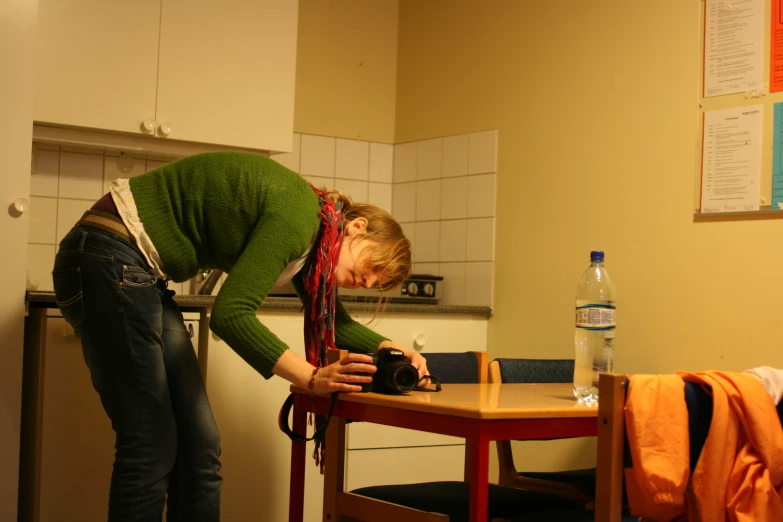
[
  {"left": 300, "top": 135, "right": 336, "bottom": 178},
  {"left": 440, "top": 176, "right": 468, "bottom": 220},
  {"left": 417, "top": 138, "right": 442, "bottom": 180},
  {"left": 270, "top": 133, "right": 301, "bottom": 172},
  {"left": 468, "top": 130, "right": 498, "bottom": 175},
  {"left": 31, "top": 148, "right": 60, "bottom": 197},
  {"left": 369, "top": 143, "right": 393, "bottom": 183},
  {"left": 392, "top": 183, "right": 417, "bottom": 223},
  {"left": 414, "top": 222, "right": 440, "bottom": 263},
  {"left": 393, "top": 130, "right": 497, "bottom": 306},
  {"left": 28, "top": 130, "right": 496, "bottom": 306},
  {"left": 442, "top": 134, "right": 469, "bottom": 178},
  {"left": 368, "top": 183, "right": 392, "bottom": 213},
  {"left": 416, "top": 179, "right": 441, "bottom": 222},
  {"left": 336, "top": 139, "right": 369, "bottom": 181},
  {"left": 25, "top": 147, "right": 186, "bottom": 295},
  {"left": 393, "top": 142, "right": 417, "bottom": 183}
]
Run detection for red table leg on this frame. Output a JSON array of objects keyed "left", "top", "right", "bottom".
[
  {"left": 288, "top": 395, "right": 308, "bottom": 522},
  {"left": 468, "top": 434, "right": 490, "bottom": 522}
]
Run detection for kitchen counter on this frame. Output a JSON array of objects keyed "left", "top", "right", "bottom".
[{"left": 26, "top": 291, "right": 492, "bottom": 317}]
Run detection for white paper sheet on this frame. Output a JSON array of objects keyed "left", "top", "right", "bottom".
[
  {"left": 700, "top": 106, "right": 762, "bottom": 213},
  {"left": 704, "top": 0, "right": 764, "bottom": 97}
]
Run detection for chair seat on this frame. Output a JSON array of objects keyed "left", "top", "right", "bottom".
[
  {"left": 513, "top": 509, "right": 638, "bottom": 521},
  {"left": 351, "top": 481, "right": 585, "bottom": 522},
  {"left": 517, "top": 467, "right": 596, "bottom": 494}
]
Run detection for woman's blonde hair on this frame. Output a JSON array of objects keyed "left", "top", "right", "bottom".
[{"left": 325, "top": 189, "right": 411, "bottom": 291}]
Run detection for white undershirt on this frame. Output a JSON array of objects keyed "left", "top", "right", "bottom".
[{"left": 274, "top": 244, "right": 313, "bottom": 287}]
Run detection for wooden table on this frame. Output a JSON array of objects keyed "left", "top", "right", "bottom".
[{"left": 288, "top": 382, "right": 598, "bottom": 522}]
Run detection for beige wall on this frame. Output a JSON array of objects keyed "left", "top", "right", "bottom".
[
  {"left": 395, "top": 0, "right": 783, "bottom": 375},
  {"left": 294, "top": 0, "right": 399, "bottom": 143}
]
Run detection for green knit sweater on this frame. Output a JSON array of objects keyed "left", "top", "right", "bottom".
[{"left": 128, "top": 152, "right": 386, "bottom": 378}]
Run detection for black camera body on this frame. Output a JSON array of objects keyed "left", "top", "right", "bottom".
[{"left": 361, "top": 347, "right": 419, "bottom": 394}]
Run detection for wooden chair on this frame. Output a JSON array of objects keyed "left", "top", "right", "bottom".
[
  {"left": 323, "top": 350, "right": 586, "bottom": 522},
  {"left": 488, "top": 359, "right": 595, "bottom": 505},
  {"left": 594, "top": 373, "right": 627, "bottom": 522},
  {"left": 594, "top": 372, "right": 716, "bottom": 522}
]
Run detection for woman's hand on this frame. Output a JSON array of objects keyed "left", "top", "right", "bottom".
[
  {"left": 312, "top": 353, "right": 377, "bottom": 396},
  {"left": 378, "top": 340, "right": 430, "bottom": 388}
]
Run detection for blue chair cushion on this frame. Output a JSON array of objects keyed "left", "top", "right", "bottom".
[
  {"left": 350, "top": 481, "right": 585, "bottom": 522},
  {"left": 424, "top": 352, "right": 481, "bottom": 384},
  {"left": 496, "top": 358, "right": 574, "bottom": 384}
]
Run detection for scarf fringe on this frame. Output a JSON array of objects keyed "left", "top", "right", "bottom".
[{"left": 302, "top": 185, "right": 344, "bottom": 475}]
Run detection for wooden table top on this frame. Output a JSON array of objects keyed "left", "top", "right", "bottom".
[{"left": 294, "top": 383, "right": 599, "bottom": 420}]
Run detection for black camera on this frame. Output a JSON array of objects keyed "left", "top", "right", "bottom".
[{"left": 361, "top": 347, "right": 419, "bottom": 394}]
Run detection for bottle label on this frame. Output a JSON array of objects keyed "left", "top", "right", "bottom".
[{"left": 575, "top": 304, "right": 616, "bottom": 330}]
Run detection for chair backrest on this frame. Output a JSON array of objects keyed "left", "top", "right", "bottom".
[
  {"left": 424, "top": 351, "right": 489, "bottom": 384},
  {"left": 490, "top": 358, "right": 575, "bottom": 384},
  {"left": 595, "top": 373, "right": 718, "bottom": 522},
  {"left": 595, "top": 373, "right": 627, "bottom": 522}
]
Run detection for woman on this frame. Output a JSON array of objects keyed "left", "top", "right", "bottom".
[{"left": 51, "top": 151, "right": 427, "bottom": 522}]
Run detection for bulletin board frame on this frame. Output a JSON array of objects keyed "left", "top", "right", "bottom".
[{"left": 694, "top": 0, "right": 783, "bottom": 221}]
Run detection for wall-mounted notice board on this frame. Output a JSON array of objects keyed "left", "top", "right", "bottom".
[{"left": 695, "top": 0, "right": 783, "bottom": 220}]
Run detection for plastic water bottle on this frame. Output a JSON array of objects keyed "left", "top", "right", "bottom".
[{"left": 573, "top": 251, "right": 616, "bottom": 403}]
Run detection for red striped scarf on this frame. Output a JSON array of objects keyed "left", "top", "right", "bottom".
[{"left": 302, "top": 186, "right": 345, "bottom": 471}]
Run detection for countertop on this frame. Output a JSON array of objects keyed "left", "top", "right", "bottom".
[{"left": 26, "top": 291, "right": 492, "bottom": 317}]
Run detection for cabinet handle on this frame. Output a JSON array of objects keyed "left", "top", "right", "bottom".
[
  {"left": 141, "top": 118, "right": 156, "bottom": 134},
  {"left": 158, "top": 121, "right": 174, "bottom": 137}
]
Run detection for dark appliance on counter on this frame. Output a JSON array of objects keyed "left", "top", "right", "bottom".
[{"left": 338, "top": 274, "right": 444, "bottom": 305}]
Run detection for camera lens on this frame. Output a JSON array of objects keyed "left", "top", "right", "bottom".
[{"left": 382, "top": 361, "right": 418, "bottom": 393}]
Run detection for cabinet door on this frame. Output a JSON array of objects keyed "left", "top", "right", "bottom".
[
  {"left": 156, "top": 0, "right": 298, "bottom": 152},
  {"left": 34, "top": 0, "right": 160, "bottom": 134}
]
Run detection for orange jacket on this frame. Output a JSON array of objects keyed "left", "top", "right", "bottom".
[{"left": 624, "top": 371, "right": 783, "bottom": 522}]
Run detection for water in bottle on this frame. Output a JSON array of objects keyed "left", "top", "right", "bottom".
[{"left": 573, "top": 250, "right": 616, "bottom": 403}]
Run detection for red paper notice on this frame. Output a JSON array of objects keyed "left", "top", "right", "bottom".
[{"left": 772, "top": 0, "right": 783, "bottom": 92}]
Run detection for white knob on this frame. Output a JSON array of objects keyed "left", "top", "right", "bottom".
[
  {"left": 141, "top": 118, "right": 156, "bottom": 133},
  {"left": 158, "top": 121, "right": 173, "bottom": 136},
  {"left": 413, "top": 334, "right": 426, "bottom": 350},
  {"left": 13, "top": 197, "right": 29, "bottom": 213},
  {"left": 423, "top": 283, "right": 435, "bottom": 296},
  {"left": 406, "top": 282, "right": 418, "bottom": 295}
]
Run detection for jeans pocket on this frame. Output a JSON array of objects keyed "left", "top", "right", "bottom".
[
  {"left": 52, "top": 267, "right": 85, "bottom": 328},
  {"left": 121, "top": 265, "right": 157, "bottom": 289}
]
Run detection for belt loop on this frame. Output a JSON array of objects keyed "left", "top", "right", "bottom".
[{"left": 78, "top": 230, "right": 88, "bottom": 253}]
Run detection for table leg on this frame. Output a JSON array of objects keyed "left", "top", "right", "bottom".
[
  {"left": 322, "top": 414, "right": 346, "bottom": 522},
  {"left": 19, "top": 308, "right": 47, "bottom": 522},
  {"left": 197, "top": 309, "right": 210, "bottom": 384},
  {"left": 468, "top": 435, "right": 490, "bottom": 522},
  {"left": 289, "top": 394, "right": 308, "bottom": 522}
]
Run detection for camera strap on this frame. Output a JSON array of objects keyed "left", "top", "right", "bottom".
[
  {"left": 416, "top": 375, "right": 443, "bottom": 392},
  {"left": 277, "top": 392, "right": 338, "bottom": 443}
]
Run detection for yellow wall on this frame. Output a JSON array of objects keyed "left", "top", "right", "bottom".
[
  {"left": 396, "top": 0, "right": 783, "bottom": 374},
  {"left": 294, "top": 0, "right": 399, "bottom": 143}
]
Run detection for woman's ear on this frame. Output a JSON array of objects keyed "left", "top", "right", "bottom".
[{"left": 345, "top": 217, "right": 368, "bottom": 236}]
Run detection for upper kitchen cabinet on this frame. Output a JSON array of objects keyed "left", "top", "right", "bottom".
[{"left": 34, "top": 0, "right": 298, "bottom": 153}]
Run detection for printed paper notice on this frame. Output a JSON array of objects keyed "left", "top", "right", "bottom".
[
  {"left": 700, "top": 106, "right": 762, "bottom": 213},
  {"left": 704, "top": 0, "right": 764, "bottom": 97}
]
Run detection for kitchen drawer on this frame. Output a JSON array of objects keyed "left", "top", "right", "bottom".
[{"left": 345, "top": 445, "right": 466, "bottom": 492}]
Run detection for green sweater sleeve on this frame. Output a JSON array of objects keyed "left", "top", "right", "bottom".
[
  {"left": 291, "top": 273, "right": 387, "bottom": 355},
  {"left": 209, "top": 211, "right": 315, "bottom": 379}
]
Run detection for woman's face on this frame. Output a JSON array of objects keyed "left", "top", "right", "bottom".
[{"left": 335, "top": 219, "right": 390, "bottom": 289}]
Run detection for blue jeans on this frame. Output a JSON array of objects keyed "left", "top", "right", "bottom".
[{"left": 52, "top": 225, "right": 222, "bottom": 522}]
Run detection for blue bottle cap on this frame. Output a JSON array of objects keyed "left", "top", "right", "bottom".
[{"left": 590, "top": 251, "right": 604, "bottom": 262}]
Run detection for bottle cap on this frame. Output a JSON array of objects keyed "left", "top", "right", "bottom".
[{"left": 590, "top": 251, "right": 604, "bottom": 262}]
